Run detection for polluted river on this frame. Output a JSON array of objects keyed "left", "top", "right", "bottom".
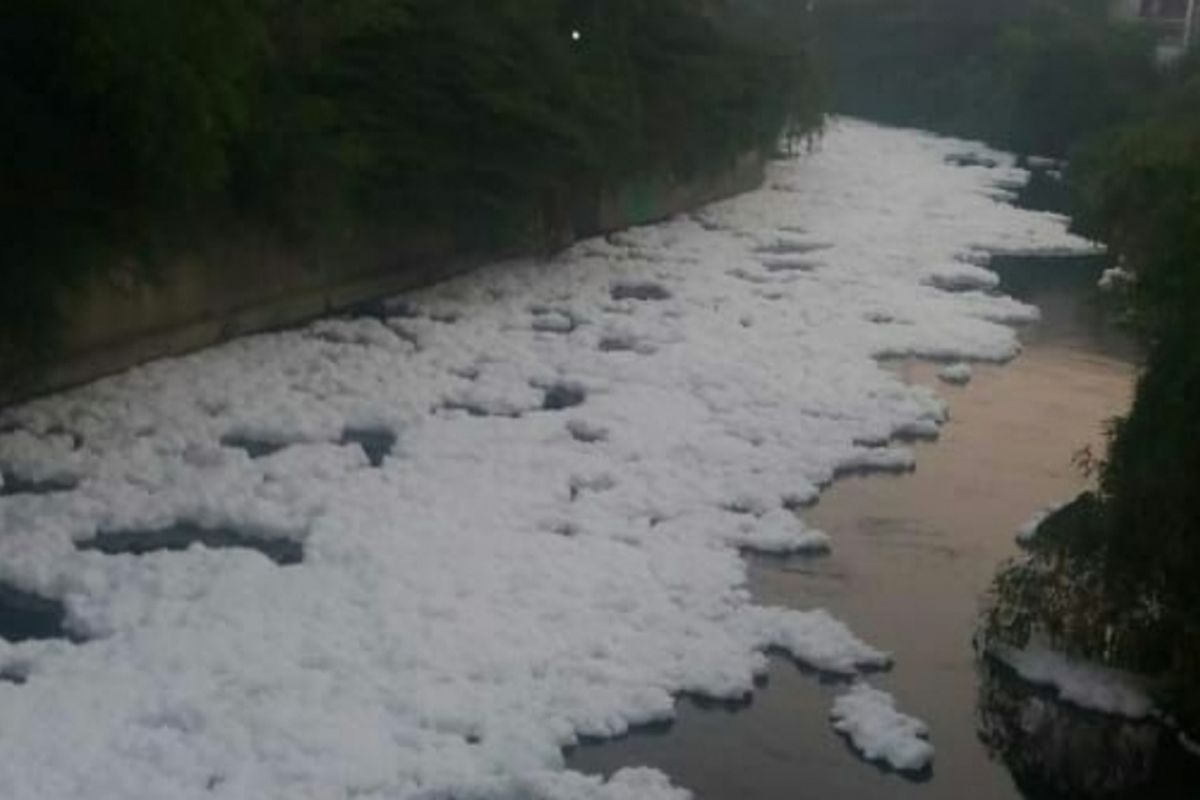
[
  {"left": 1, "top": 120, "right": 1197, "bottom": 799},
  {"left": 571, "top": 251, "right": 1200, "bottom": 798}
]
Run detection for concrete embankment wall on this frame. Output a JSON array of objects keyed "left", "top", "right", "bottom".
[{"left": 12, "top": 152, "right": 765, "bottom": 403}]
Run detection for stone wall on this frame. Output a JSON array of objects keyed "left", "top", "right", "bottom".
[{"left": 10, "top": 151, "right": 765, "bottom": 402}]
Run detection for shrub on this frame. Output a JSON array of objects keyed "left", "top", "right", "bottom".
[
  {"left": 986, "top": 56, "right": 1200, "bottom": 732},
  {"left": 816, "top": 0, "right": 1157, "bottom": 156},
  {"left": 0, "top": 1, "right": 823, "bottom": 381}
]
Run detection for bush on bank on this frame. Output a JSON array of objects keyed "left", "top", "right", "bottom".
[
  {"left": 815, "top": 0, "right": 1158, "bottom": 157},
  {"left": 986, "top": 56, "right": 1200, "bottom": 733},
  {"left": 0, "top": 0, "right": 822, "bottom": 380}
]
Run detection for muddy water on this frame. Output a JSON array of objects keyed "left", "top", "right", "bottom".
[{"left": 567, "top": 257, "right": 1164, "bottom": 798}]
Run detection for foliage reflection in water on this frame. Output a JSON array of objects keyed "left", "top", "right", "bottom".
[{"left": 977, "top": 658, "right": 1198, "bottom": 799}]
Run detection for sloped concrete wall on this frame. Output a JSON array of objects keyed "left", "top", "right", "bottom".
[{"left": 11, "top": 152, "right": 765, "bottom": 402}]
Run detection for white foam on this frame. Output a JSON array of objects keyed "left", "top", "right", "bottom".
[
  {"left": 990, "top": 642, "right": 1156, "bottom": 719},
  {"left": 1015, "top": 499, "right": 1070, "bottom": 545},
  {"left": 1098, "top": 266, "right": 1134, "bottom": 291},
  {"left": 830, "top": 683, "right": 934, "bottom": 772},
  {"left": 938, "top": 363, "right": 973, "bottom": 385},
  {"left": 0, "top": 118, "right": 1096, "bottom": 798}
]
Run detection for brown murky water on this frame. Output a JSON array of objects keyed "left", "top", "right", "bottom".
[{"left": 567, "top": 256, "right": 1169, "bottom": 798}]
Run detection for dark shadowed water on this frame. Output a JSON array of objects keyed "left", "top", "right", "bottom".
[{"left": 568, "top": 255, "right": 1199, "bottom": 797}]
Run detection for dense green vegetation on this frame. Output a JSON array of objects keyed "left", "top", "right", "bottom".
[
  {"left": 816, "top": 0, "right": 1158, "bottom": 156},
  {"left": 989, "top": 58, "right": 1200, "bottom": 731},
  {"left": 0, "top": 0, "right": 821, "bottom": 380}
]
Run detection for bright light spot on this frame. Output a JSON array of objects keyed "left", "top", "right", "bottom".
[{"left": 571, "top": 30, "right": 581, "bottom": 42}]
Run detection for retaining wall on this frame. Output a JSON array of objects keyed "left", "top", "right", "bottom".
[{"left": 11, "top": 151, "right": 765, "bottom": 402}]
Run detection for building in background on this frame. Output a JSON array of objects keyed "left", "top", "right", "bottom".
[{"left": 1112, "top": 0, "right": 1197, "bottom": 62}]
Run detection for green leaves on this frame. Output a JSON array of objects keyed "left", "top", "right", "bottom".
[
  {"left": 242, "top": 0, "right": 821, "bottom": 242},
  {"left": 817, "top": 0, "right": 1158, "bottom": 156},
  {"left": 0, "top": 1, "right": 269, "bottom": 377},
  {"left": 0, "top": 0, "right": 822, "bottom": 376}
]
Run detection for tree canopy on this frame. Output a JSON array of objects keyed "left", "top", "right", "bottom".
[{"left": 0, "top": 0, "right": 822, "bottom": 377}]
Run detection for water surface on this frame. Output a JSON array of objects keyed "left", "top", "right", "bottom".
[{"left": 566, "top": 256, "right": 1193, "bottom": 798}]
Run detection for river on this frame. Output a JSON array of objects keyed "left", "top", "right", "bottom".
[
  {"left": 568, "top": 239, "right": 1195, "bottom": 796},
  {"left": 4, "top": 122, "right": 1189, "bottom": 799}
]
